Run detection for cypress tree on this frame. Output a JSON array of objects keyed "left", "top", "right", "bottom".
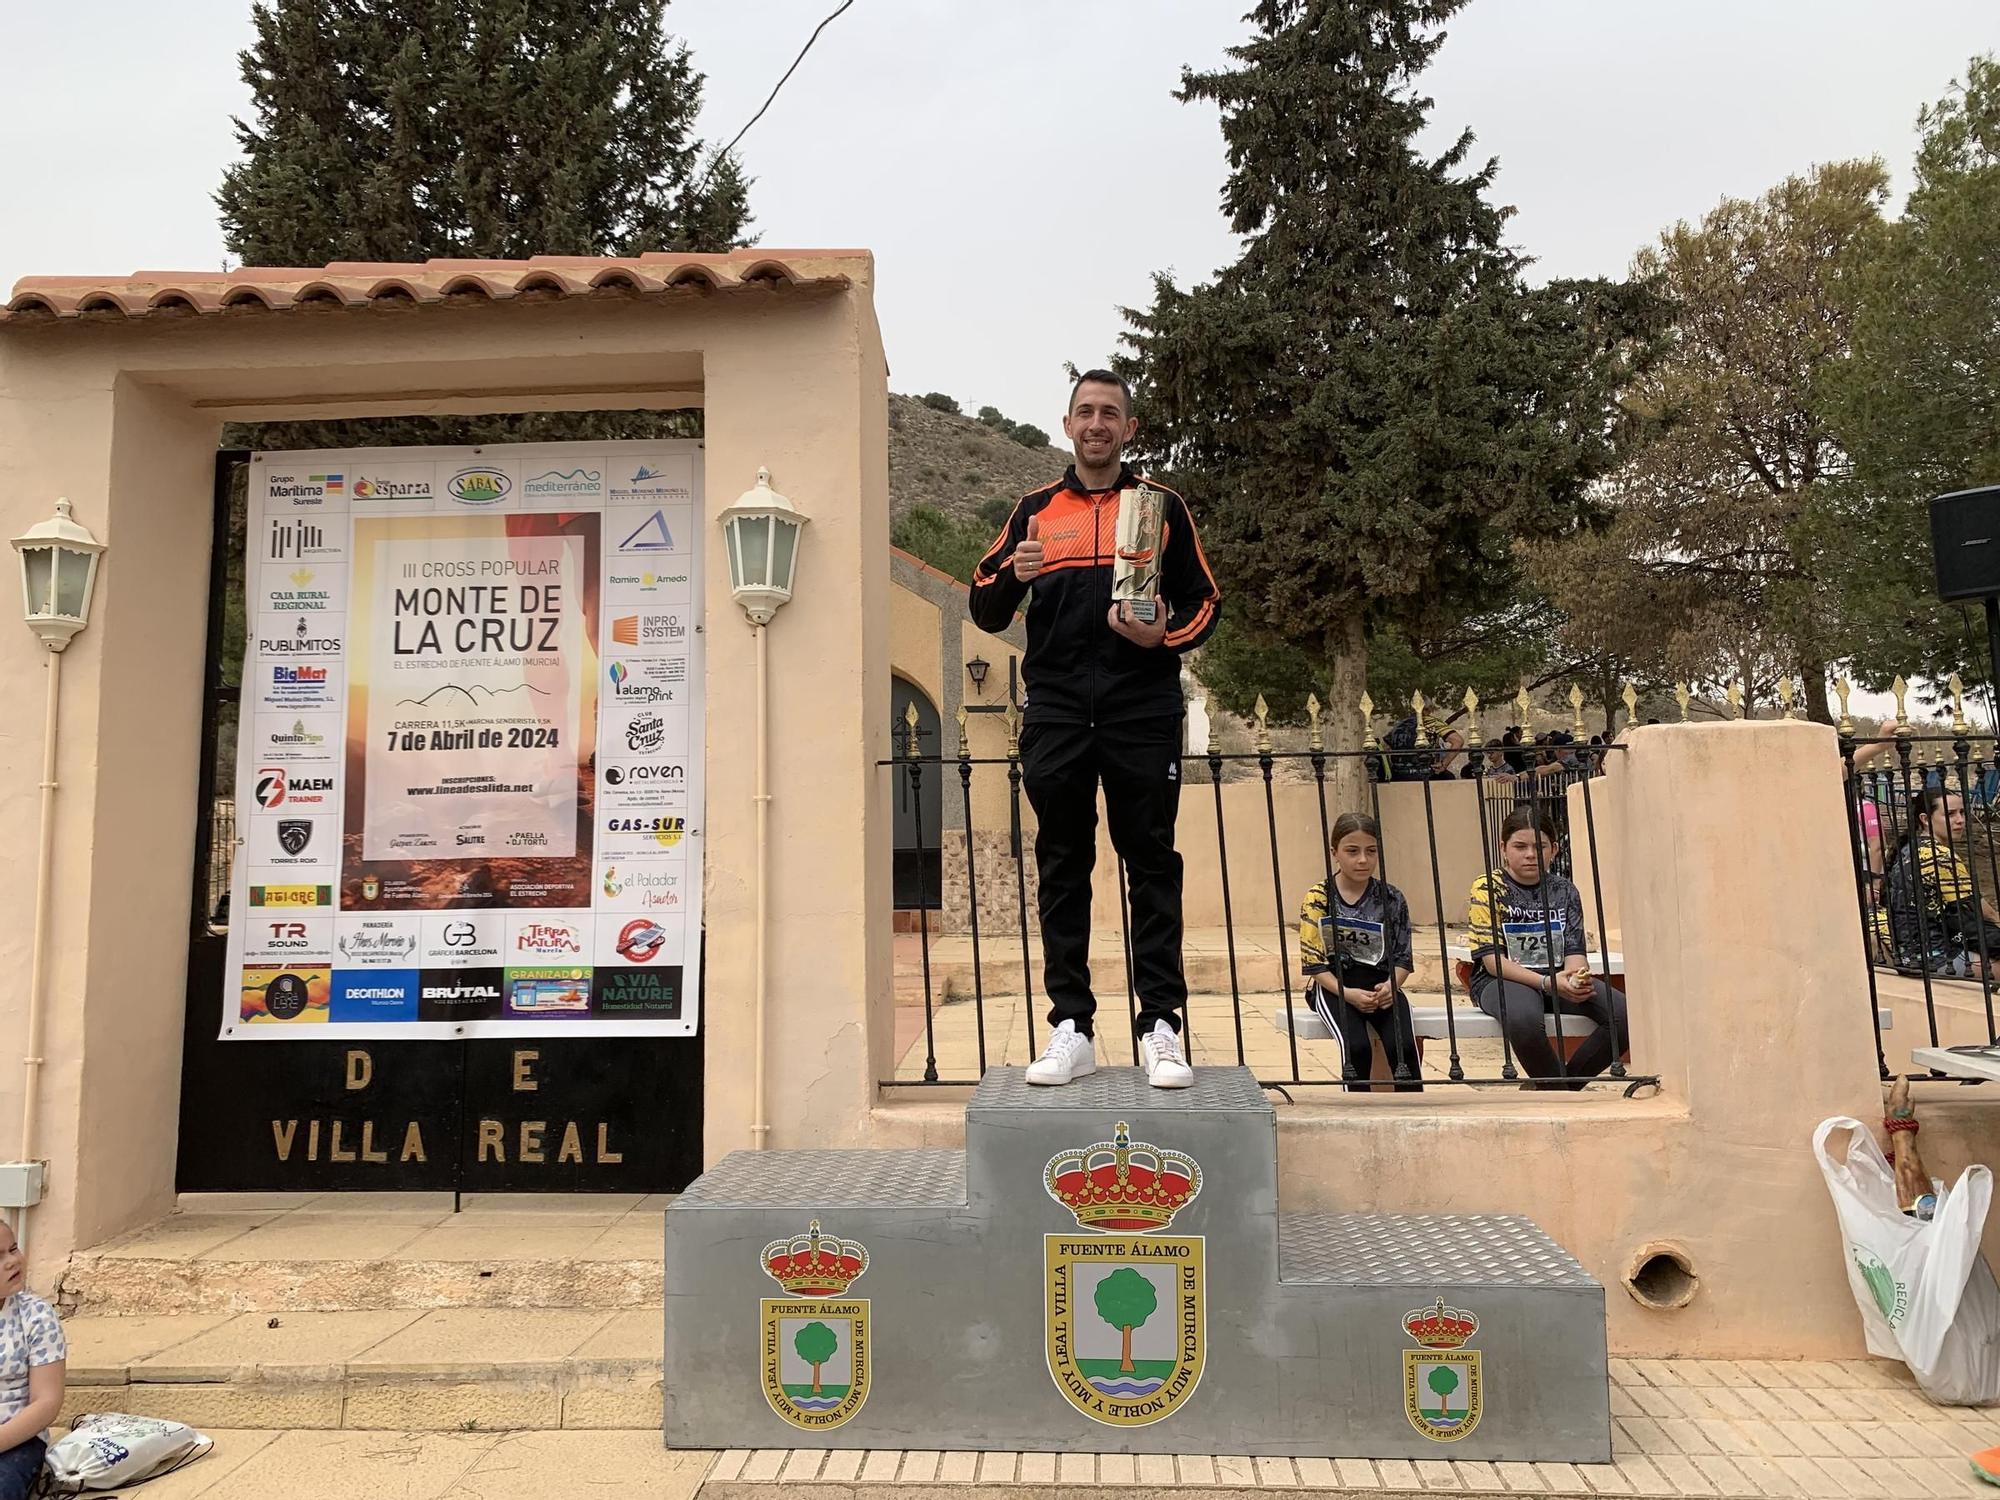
[
  {"left": 1118, "top": 0, "right": 1666, "bottom": 775},
  {"left": 218, "top": 0, "right": 751, "bottom": 266}
]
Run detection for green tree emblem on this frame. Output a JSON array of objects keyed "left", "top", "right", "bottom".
[
  {"left": 1427, "top": 1363, "right": 1460, "bottom": 1417},
  {"left": 794, "top": 1321, "right": 839, "bottom": 1397},
  {"left": 1093, "top": 1268, "right": 1159, "bottom": 1375}
]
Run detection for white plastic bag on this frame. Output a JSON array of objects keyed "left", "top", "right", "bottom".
[
  {"left": 1814, "top": 1116, "right": 2000, "bottom": 1405},
  {"left": 41, "top": 1412, "right": 212, "bottom": 1492}
]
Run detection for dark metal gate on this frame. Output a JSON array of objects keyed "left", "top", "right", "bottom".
[{"left": 176, "top": 452, "right": 703, "bottom": 1194}]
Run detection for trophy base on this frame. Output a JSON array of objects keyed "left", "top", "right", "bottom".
[{"left": 1116, "top": 599, "right": 1158, "bottom": 624}]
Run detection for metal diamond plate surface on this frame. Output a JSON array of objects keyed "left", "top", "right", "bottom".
[
  {"left": 1280, "top": 1213, "right": 1596, "bottom": 1289},
  {"left": 677, "top": 1149, "right": 965, "bottom": 1208},
  {"left": 969, "top": 1064, "right": 1272, "bottom": 1113}
]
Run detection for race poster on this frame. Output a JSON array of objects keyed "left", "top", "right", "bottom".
[{"left": 223, "top": 442, "right": 704, "bottom": 1039}]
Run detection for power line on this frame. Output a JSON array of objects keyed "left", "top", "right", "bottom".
[{"left": 709, "top": 0, "right": 857, "bottom": 173}]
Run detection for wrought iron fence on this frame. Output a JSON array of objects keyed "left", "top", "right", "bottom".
[
  {"left": 883, "top": 694, "right": 1646, "bottom": 1097},
  {"left": 1840, "top": 710, "right": 2000, "bottom": 1081}
]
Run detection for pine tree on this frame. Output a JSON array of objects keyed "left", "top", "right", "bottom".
[
  {"left": 1118, "top": 0, "right": 1666, "bottom": 785},
  {"left": 218, "top": 0, "right": 751, "bottom": 266}
]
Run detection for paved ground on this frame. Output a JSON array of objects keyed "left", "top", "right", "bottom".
[{"left": 54, "top": 1358, "right": 2000, "bottom": 1498}]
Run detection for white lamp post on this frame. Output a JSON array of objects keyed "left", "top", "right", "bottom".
[
  {"left": 8, "top": 497, "right": 105, "bottom": 1251},
  {"left": 717, "top": 467, "right": 808, "bottom": 625},
  {"left": 13, "top": 497, "right": 104, "bottom": 652},
  {"left": 716, "top": 469, "right": 808, "bottom": 1149}
]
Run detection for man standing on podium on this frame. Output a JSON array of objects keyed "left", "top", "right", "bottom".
[{"left": 968, "top": 370, "right": 1222, "bottom": 1089}]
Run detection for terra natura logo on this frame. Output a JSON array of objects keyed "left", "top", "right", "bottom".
[{"left": 759, "top": 1220, "right": 871, "bottom": 1430}]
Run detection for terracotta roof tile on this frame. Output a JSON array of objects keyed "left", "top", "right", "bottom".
[{"left": 1, "top": 248, "right": 865, "bottom": 325}]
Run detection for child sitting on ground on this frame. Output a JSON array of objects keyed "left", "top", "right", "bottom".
[
  {"left": 0, "top": 1218, "right": 65, "bottom": 1499},
  {"left": 1297, "top": 812, "right": 1422, "bottom": 1092}
]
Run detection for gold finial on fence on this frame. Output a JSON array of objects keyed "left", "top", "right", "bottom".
[
  {"left": 1726, "top": 680, "right": 1744, "bottom": 718},
  {"left": 1359, "top": 691, "right": 1377, "bottom": 750},
  {"left": 1835, "top": 675, "right": 1854, "bottom": 736},
  {"left": 1253, "top": 694, "right": 1272, "bottom": 755},
  {"left": 1950, "top": 673, "right": 1971, "bottom": 738},
  {"left": 1622, "top": 681, "right": 1639, "bottom": 727},
  {"left": 955, "top": 704, "right": 970, "bottom": 760},
  {"left": 1515, "top": 681, "right": 1532, "bottom": 729},
  {"left": 1462, "top": 687, "right": 1482, "bottom": 748},
  {"left": 903, "top": 701, "right": 921, "bottom": 757},
  {"left": 1411, "top": 689, "right": 1429, "bottom": 745},
  {"left": 1777, "top": 678, "right": 1796, "bottom": 719},
  {"left": 1674, "top": 682, "right": 1691, "bottom": 722},
  {"left": 1004, "top": 701, "right": 1021, "bottom": 759},
  {"left": 1305, "top": 694, "right": 1324, "bottom": 752},
  {"left": 1568, "top": 683, "right": 1586, "bottom": 734},
  {"left": 1892, "top": 675, "right": 1911, "bottom": 737}
]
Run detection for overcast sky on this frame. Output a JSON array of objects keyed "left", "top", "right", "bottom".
[{"left": 2, "top": 1, "right": 1993, "bottom": 431}]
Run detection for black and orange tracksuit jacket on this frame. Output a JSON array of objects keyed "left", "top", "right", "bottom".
[{"left": 967, "top": 464, "right": 1221, "bottom": 725}]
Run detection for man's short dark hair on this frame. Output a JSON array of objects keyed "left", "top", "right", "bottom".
[{"left": 1069, "top": 369, "right": 1133, "bottom": 414}]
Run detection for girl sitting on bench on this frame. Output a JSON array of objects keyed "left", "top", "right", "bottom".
[
  {"left": 1466, "top": 806, "right": 1627, "bottom": 1089},
  {"left": 1297, "top": 812, "right": 1422, "bottom": 1092},
  {"left": 1881, "top": 787, "right": 2000, "bottom": 977}
]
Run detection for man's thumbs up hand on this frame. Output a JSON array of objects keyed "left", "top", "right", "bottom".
[{"left": 1013, "top": 512, "right": 1045, "bottom": 582}]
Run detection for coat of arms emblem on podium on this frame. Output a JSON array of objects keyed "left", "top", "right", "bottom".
[
  {"left": 1042, "top": 1121, "right": 1206, "bottom": 1427},
  {"left": 759, "top": 1220, "right": 871, "bottom": 1430},
  {"left": 1401, "top": 1298, "right": 1483, "bottom": 1441}
]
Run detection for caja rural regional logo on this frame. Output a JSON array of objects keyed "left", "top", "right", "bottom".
[
  {"left": 760, "top": 1221, "right": 871, "bottom": 1430},
  {"left": 1043, "top": 1122, "right": 1205, "bottom": 1427}
]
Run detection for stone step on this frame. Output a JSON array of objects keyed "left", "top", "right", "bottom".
[
  {"left": 57, "top": 1306, "right": 660, "bottom": 1433},
  {"left": 57, "top": 1193, "right": 664, "bottom": 1315}
]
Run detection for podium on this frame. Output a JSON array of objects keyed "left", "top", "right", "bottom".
[{"left": 664, "top": 1067, "right": 1609, "bottom": 1460}]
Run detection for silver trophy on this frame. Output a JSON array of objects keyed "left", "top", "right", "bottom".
[{"left": 1112, "top": 484, "right": 1165, "bottom": 624}]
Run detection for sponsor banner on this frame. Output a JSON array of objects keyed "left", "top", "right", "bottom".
[
  {"left": 441, "top": 458, "right": 521, "bottom": 511},
  {"left": 607, "top": 608, "right": 692, "bottom": 656},
  {"left": 331, "top": 969, "right": 420, "bottom": 1023},
  {"left": 597, "top": 860, "right": 687, "bottom": 915},
  {"left": 598, "top": 760, "right": 691, "bottom": 811},
  {"left": 522, "top": 462, "right": 606, "bottom": 507},
  {"left": 420, "top": 911, "right": 505, "bottom": 968},
  {"left": 349, "top": 462, "right": 439, "bottom": 511},
  {"left": 604, "top": 703, "right": 689, "bottom": 759},
  {"left": 247, "top": 813, "right": 335, "bottom": 874},
  {"left": 595, "top": 910, "right": 683, "bottom": 967},
  {"left": 245, "top": 914, "right": 336, "bottom": 966},
  {"left": 258, "top": 658, "right": 344, "bottom": 713},
  {"left": 258, "top": 563, "right": 348, "bottom": 616},
  {"left": 261, "top": 467, "right": 351, "bottom": 516},
  {"left": 251, "top": 712, "right": 341, "bottom": 767},
  {"left": 604, "top": 654, "right": 685, "bottom": 707},
  {"left": 607, "top": 455, "right": 696, "bottom": 508},
  {"left": 334, "top": 914, "right": 423, "bottom": 967},
  {"left": 225, "top": 442, "right": 704, "bottom": 1041},
  {"left": 253, "top": 765, "right": 338, "bottom": 812},
  {"left": 263, "top": 513, "right": 345, "bottom": 564}
]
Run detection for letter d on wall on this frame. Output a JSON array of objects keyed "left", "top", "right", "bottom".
[{"left": 346, "top": 1050, "right": 373, "bottom": 1091}]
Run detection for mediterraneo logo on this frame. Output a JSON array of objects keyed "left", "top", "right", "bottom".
[{"left": 447, "top": 468, "right": 511, "bottom": 505}]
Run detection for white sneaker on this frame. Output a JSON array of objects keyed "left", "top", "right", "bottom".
[
  {"left": 1026, "top": 1020, "right": 1098, "bottom": 1086},
  {"left": 1143, "top": 1019, "right": 1194, "bottom": 1089}
]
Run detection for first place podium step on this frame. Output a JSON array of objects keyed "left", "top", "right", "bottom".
[{"left": 664, "top": 1067, "right": 1609, "bottom": 1460}]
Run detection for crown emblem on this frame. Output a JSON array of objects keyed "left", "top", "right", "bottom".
[
  {"left": 1043, "top": 1121, "right": 1202, "bottom": 1233},
  {"left": 761, "top": 1220, "right": 869, "bottom": 1298},
  {"left": 1403, "top": 1298, "right": 1480, "bottom": 1349},
  {"left": 289, "top": 567, "right": 313, "bottom": 587}
]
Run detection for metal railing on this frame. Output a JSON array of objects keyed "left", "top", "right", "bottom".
[
  {"left": 884, "top": 701, "right": 1646, "bottom": 1097},
  {"left": 1841, "top": 720, "right": 2000, "bottom": 1081}
]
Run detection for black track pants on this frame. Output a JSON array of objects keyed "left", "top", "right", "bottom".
[
  {"left": 1472, "top": 976, "right": 1627, "bottom": 1090},
  {"left": 1021, "top": 716, "right": 1185, "bottom": 1038},
  {"left": 1309, "top": 981, "right": 1422, "bottom": 1093}
]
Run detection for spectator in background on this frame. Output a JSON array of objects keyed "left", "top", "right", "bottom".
[
  {"left": 1880, "top": 788, "right": 2000, "bottom": 977},
  {"left": 1500, "top": 725, "right": 1528, "bottom": 775},
  {"left": 1464, "top": 744, "right": 1517, "bottom": 784}
]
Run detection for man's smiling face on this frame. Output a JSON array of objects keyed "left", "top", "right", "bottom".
[{"left": 1063, "top": 379, "right": 1138, "bottom": 472}]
